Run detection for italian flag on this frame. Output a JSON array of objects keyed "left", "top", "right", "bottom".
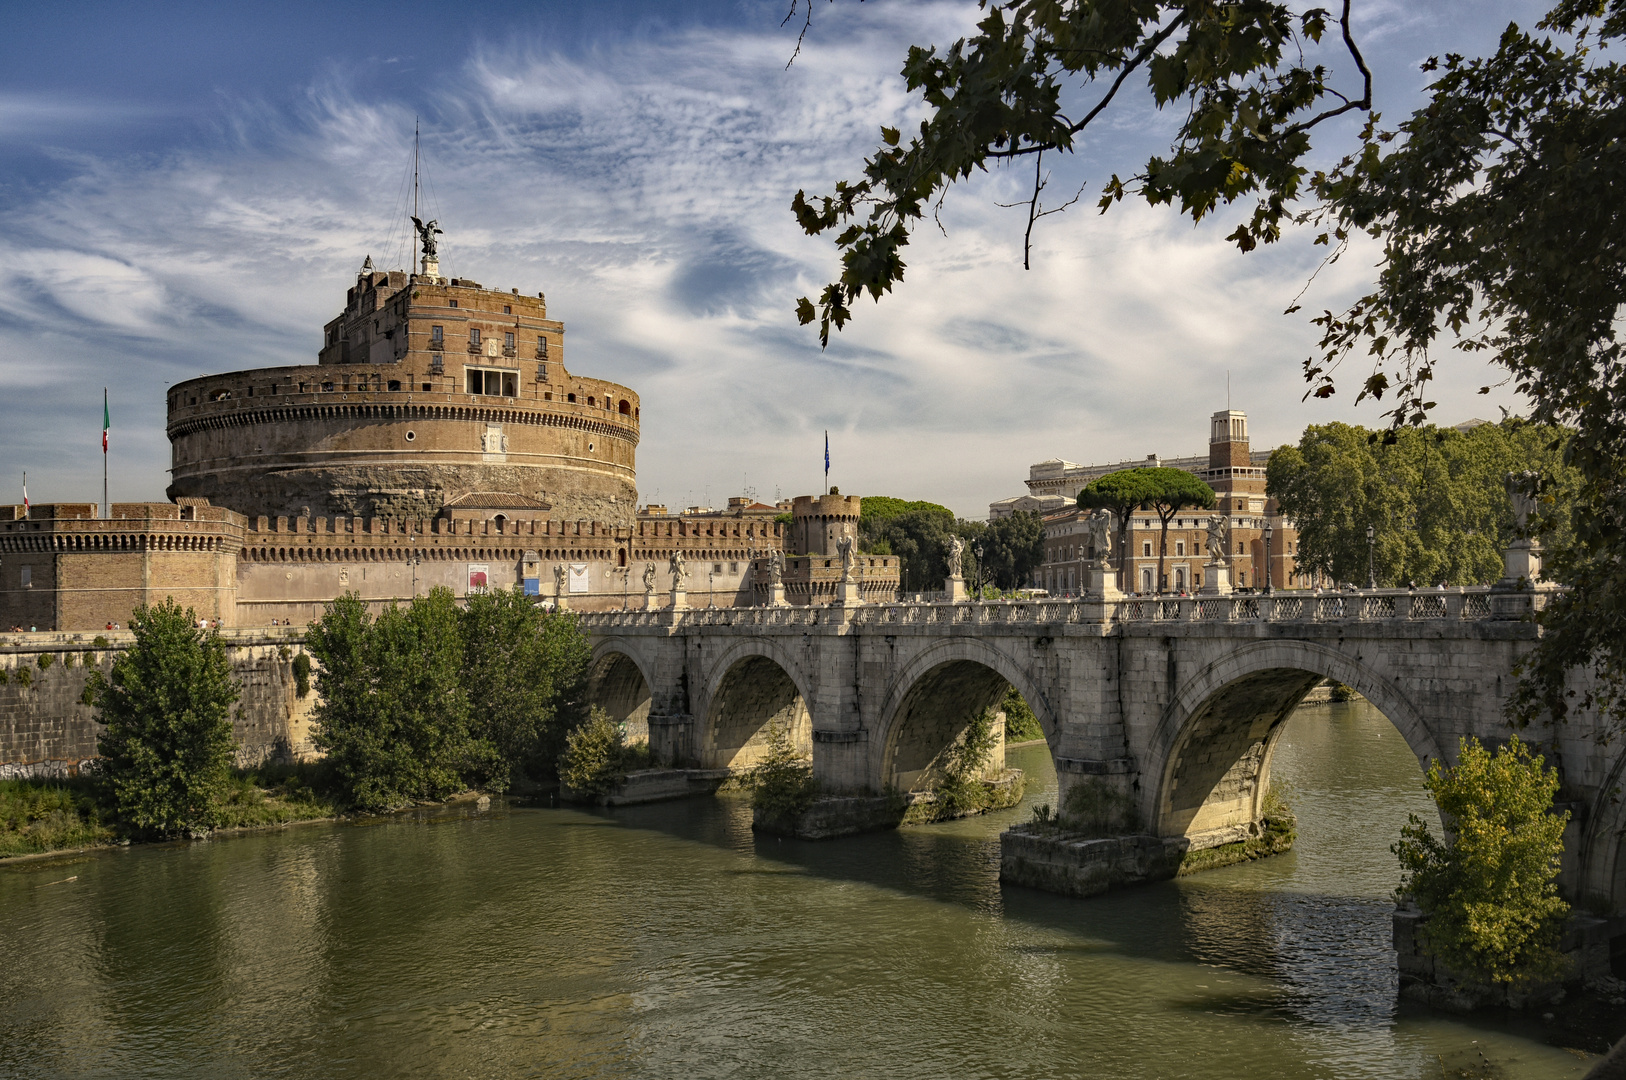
[{"left": 102, "top": 392, "right": 109, "bottom": 453}]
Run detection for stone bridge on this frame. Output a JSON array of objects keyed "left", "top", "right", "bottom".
[{"left": 581, "top": 587, "right": 1626, "bottom": 923}]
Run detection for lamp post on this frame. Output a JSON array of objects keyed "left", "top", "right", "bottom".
[
  {"left": 975, "top": 541, "right": 985, "bottom": 599},
  {"left": 1262, "top": 519, "right": 1273, "bottom": 595},
  {"left": 407, "top": 553, "right": 421, "bottom": 599},
  {"left": 708, "top": 566, "right": 715, "bottom": 608},
  {"left": 1366, "top": 523, "right": 1377, "bottom": 589}
]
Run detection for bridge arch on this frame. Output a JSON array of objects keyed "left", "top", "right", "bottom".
[
  {"left": 587, "top": 638, "right": 656, "bottom": 743},
  {"left": 693, "top": 637, "right": 816, "bottom": 772},
  {"left": 1152, "top": 640, "right": 1443, "bottom": 847},
  {"left": 873, "top": 638, "right": 1054, "bottom": 793},
  {"left": 1580, "top": 746, "right": 1626, "bottom": 922}
]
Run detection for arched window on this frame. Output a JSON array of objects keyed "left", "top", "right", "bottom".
[
  {"left": 618, "top": 399, "right": 630, "bottom": 415},
  {"left": 493, "top": 515, "right": 507, "bottom": 533}
]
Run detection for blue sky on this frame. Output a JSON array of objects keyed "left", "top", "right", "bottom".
[{"left": 0, "top": 0, "right": 1545, "bottom": 518}]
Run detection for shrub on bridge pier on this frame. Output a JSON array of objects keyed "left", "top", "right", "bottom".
[
  {"left": 558, "top": 707, "right": 656, "bottom": 797},
  {"left": 1395, "top": 734, "right": 1570, "bottom": 989},
  {"left": 746, "top": 722, "right": 819, "bottom": 827}
]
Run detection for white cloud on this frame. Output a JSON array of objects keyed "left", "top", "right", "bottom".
[{"left": 0, "top": 1, "right": 1534, "bottom": 517}]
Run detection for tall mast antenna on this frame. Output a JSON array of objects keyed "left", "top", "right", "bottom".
[{"left": 412, "top": 119, "right": 420, "bottom": 238}]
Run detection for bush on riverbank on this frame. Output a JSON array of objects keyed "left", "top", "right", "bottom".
[
  {"left": 1394, "top": 734, "right": 1570, "bottom": 987},
  {"left": 0, "top": 763, "right": 340, "bottom": 857},
  {"left": 1001, "top": 687, "right": 1044, "bottom": 742},
  {"left": 747, "top": 723, "right": 818, "bottom": 825},
  {"left": 306, "top": 588, "right": 591, "bottom": 811},
  {"left": 1176, "top": 782, "right": 1297, "bottom": 875},
  {"left": 558, "top": 707, "right": 656, "bottom": 796},
  {"left": 0, "top": 778, "right": 113, "bottom": 855},
  {"left": 89, "top": 598, "right": 240, "bottom": 838},
  {"left": 903, "top": 708, "right": 1024, "bottom": 824}
]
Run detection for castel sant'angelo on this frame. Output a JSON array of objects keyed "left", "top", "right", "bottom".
[{"left": 1, "top": 221, "right": 899, "bottom": 631}]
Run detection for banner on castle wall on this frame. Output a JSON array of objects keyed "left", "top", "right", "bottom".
[
  {"left": 523, "top": 577, "right": 540, "bottom": 596},
  {"left": 568, "top": 563, "right": 590, "bottom": 593},
  {"left": 467, "top": 564, "right": 489, "bottom": 593}
]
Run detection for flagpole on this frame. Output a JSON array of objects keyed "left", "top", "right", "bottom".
[{"left": 102, "top": 387, "right": 109, "bottom": 519}]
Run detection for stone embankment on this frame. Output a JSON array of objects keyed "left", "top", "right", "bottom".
[{"left": 0, "top": 628, "right": 314, "bottom": 778}]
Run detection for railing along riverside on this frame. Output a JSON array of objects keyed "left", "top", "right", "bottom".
[{"left": 570, "top": 585, "right": 1548, "bottom": 633}]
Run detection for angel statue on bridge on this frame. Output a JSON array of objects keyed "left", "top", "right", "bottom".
[
  {"left": 836, "top": 534, "right": 856, "bottom": 582},
  {"left": 947, "top": 535, "right": 964, "bottom": 579},
  {"left": 1205, "top": 514, "right": 1229, "bottom": 563},
  {"left": 1086, "top": 509, "right": 1114, "bottom": 563},
  {"left": 669, "top": 549, "right": 687, "bottom": 589},
  {"left": 770, "top": 550, "right": 784, "bottom": 585},
  {"left": 642, "top": 561, "right": 657, "bottom": 594}
]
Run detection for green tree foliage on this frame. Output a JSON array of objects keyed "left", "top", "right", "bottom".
[
  {"left": 747, "top": 721, "right": 820, "bottom": 825},
  {"left": 461, "top": 590, "right": 591, "bottom": 787},
  {"left": 1000, "top": 685, "right": 1044, "bottom": 742},
  {"left": 932, "top": 708, "right": 1002, "bottom": 818},
  {"left": 1268, "top": 419, "right": 1579, "bottom": 587},
  {"left": 307, "top": 589, "right": 471, "bottom": 811},
  {"left": 981, "top": 511, "right": 1047, "bottom": 590},
  {"left": 1078, "top": 467, "right": 1215, "bottom": 590},
  {"left": 858, "top": 496, "right": 955, "bottom": 527},
  {"left": 558, "top": 706, "right": 651, "bottom": 796},
  {"left": 791, "top": 0, "right": 1371, "bottom": 345},
  {"left": 1394, "top": 735, "right": 1570, "bottom": 987},
  {"left": 308, "top": 588, "right": 593, "bottom": 810},
  {"left": 89, "top": 597, "right": 240, "bottom": 837}
]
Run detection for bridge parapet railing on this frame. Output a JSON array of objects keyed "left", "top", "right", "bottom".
[{"left": 573, "top": 584, "right": 1546, "bottom": 633}]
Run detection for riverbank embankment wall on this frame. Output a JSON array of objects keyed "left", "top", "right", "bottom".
[{"left": 0, "top": 629, "right": 314, "bottom": 779}]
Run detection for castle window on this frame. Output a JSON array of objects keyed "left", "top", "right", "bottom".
[
  {"left": 1175, "top": 541, "right": 1185, "bottom": 556},
  {"left": 1143, "top": 541, "right": 1151, "bottom": 557},
  {"left": 503, "top": 305, "right": 512, "bottom": 315},
  {"left": 469, "top": 328, "right": 481, "bottom": 345},
  {"left": 431, "top": 325, "right": 443, "bottom": 344},
  {"left": 465, "top": 368, "right": 518, "bottom": 396},
  {"left": 587, "top": 396, "right": 595, "bottom": 407},
  {"left": 449, "top": 299, "right": 458, "bottom": 308},
  {"left": 504, "top": 331, "right": 515, "bottom": 349},
  {"left": 544, "top": 392, "right": 553, "bottom": 401},
  {"left": 537, "top": 362, "right": 548, "bottom": 382},
  {"left": 537, "top": 336, "right": 549, "bottom": 358},
  {"left": 387, "top": 380, "right": 400, "bottom": 392},
  {"left": 322, "top": 381, "right": 334, "bottom": 392},
  {"left": 422, "top": 383, "right": 432, "bottom": 392},
  {"left": 567, "top": 393, "right": 576, "bottom": 403},
  {"left": 618, "top": 399, "right": 630, "bottom": 415}
]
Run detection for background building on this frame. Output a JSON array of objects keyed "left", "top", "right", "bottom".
[{"left": 1025, "top": 409, "right": 1310, "bottom": 595}]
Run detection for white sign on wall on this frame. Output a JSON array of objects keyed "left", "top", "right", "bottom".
[
  {"left": 467, "top": 564, "right": 490, "bottom": 593},
  {"left": 568, "top": 563, "right": 590, "bottom": 594}
]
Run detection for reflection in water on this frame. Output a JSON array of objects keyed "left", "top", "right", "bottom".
[{"left": 0, "top": 702, "right": 1593, "bottom": 1079}]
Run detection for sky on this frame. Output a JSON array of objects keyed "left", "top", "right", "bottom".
[{"left": 0, "top": 0, "right": 1549, "bottom": 520}]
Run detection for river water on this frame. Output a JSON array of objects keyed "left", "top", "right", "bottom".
[{"left": 0, "top": 702, "right": 1597, "bottom": 1079}]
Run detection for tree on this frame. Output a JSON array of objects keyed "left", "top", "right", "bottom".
[
  {"left": 1142, "top": 468, "right": 1218, "bottom": 594},
  {"left": 90, "top": 597, "right": 239, "bottom": 837},
  {"left": 793, "top": 0, "right": 1626, "bottom": 732},
  {"left": 981, "top": 510, "right": 1047, "bottom": 590},
  {"left": 461, "top": 589, "right": 591, "bottom": 787},
  {"left": 307, "top": 588, "right": 473, "bottom": 811},
  {"left": 1268, "top": 419, "right": 1579, "bottom": 587},
  {"left": 1077, "top": 470, "right": 1158, "bottom": 586},
  {"left": 1394, "top": 735, "right": 1570, "bottom": 987},
  {"left": 1078, "top": 467, "right": 1214, "bottom": 591}
]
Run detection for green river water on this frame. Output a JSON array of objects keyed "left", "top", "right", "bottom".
[{"left": 0, "top": 701, "right": 1599, "bottom": 1078}]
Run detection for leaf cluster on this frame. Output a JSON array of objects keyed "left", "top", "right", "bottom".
[
  {"left": 305, "top": 587, "right": 590, "bottom": 812},
  {"left": 1394, "top": 735, "right": 1570, "bottom": 987},
  {"left": 1266, "top": 418, "right": 1579, "bottom": 587},
  {"left": 746, "top": 721, "right": 819, "bottom": 824},
  {"left": 558, "top": 706, "right": 654, "bottom": 796},
  {"left": 89, "top": 597, "right": 240, "bottom": 838},
  {"left": 793, "top": 0, "right": 1371, "bottom": 344}
]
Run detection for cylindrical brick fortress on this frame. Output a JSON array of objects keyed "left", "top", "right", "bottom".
[{"left": 166, "top": 269, "right": 639, "bottom": 523}]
